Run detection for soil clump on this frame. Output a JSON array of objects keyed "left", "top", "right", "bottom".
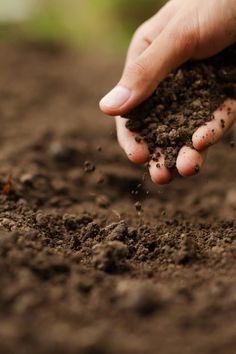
[{"left": 124, "top": 45, "right": 236, "bottom": 168}]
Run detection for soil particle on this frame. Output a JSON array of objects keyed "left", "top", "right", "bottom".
[
  {"left": 92, "top": 241, "right": 129, "bottom": 273},
  {"left": 124, "top": 45, "right": 236, "bottom": 168},
  {"left": 20, "top": 173, "right": 35, "bottom": 185},
  {"left": 96, "top": 194, "right": 110, "bottom": 209},
  {"left": 35, "top": 211, "right": 49, "bottom": 227},
  {"left": 176, "top": 233, "right": 201, "bottom": 265},
  {"left": 83, "top": 222, "right": 101, "bottom": 240},
  {"left": 84, "top": 160, "right": 96, "bottom": 173},
  {"left": 135, "top": 136, "right": 142, "bottom": 143},
  {"left": 106, "top": 220, "right": 128, "bottom": 241},
  {"left": 63, "top": 214, "right": 80, "bottom": 231},
  {"left": 134, "top": 201, "right": 142, "bottom": 212}
]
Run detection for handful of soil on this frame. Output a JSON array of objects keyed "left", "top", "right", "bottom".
[{"left": 123, "top": 45, "right": 236, "bottom": 169}]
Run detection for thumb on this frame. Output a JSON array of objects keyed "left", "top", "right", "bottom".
[{"left": 100, "top": 21, "right": 199, "bottom": 116}]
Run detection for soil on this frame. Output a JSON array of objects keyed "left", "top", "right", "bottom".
[
  {"left": 124, "top": 45, "right": 236, "bottom": 168},
  {"left": 0, "top": 41, "right": 236, "bottom": 354}
]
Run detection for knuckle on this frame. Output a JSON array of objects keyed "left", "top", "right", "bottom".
[
  {"left": 179, "top": 27, "right": 197, "bottom": 53},
  {"left": 134, "top": 25, "right": 147, "bottom": 39},
  {"left": 169, "top": 20, "right": 200, "bottom": 57},
  {"left": 132, "top": 61, "right": 147, "bottom": 76},
  {"left": 133, "top": 22, "right": 153, "bottom": 46},
  {"left": 127, "top": 60, "right": 151, "bottom": 84},
  {"left": 134, "top": 21, "right": 150, "bottom": 39}
]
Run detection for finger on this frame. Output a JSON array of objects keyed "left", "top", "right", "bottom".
[
  {"left": 176, "top": 146, "right": 208, "bottom": 177},
  {"left": 149, "top": 149, "right": 173, "bottom": 185},
  {"left": 115, "top": 116, "right": 149, "bottom": 165},
  {"left": 125, "top": 0, "right": 180, "bottom": 65},
  {"left": 193, "top": 99, "right": 236, "bottom": 151},
  {"left": 100, "top": 11, "right": 199, "bottom": 116}
]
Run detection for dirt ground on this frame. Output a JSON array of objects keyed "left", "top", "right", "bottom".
[{"left": 0, "top": 42, "right": 236, "bottom": 354}]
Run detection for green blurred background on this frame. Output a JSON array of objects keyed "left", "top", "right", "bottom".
[{"left": 0, "top": 0, "right": 167, "bottom": 52}]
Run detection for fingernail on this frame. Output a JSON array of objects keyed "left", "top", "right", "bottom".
[{"left": 100, "top": 86, "right": 131, "bottom": 109}]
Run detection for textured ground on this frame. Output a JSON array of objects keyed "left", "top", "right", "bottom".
[{"left": 0, "top": 42, "right": 236, "bottom": 354}]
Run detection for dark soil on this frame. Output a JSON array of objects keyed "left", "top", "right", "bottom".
[
  {"left": 0, "top": 42, "right": 236, "bottom": 354},
  {"left": 124, "top": 45, "right": 236, "bottom": 168}
]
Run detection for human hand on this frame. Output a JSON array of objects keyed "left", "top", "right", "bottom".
[{"left": 100, "top": 0, "right": 236, "bottom": 184}]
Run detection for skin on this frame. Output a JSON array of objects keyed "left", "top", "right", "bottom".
[{"left": 100, "top": 0, "right": 236, "bottom": 184}]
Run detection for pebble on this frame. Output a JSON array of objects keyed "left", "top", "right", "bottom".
[
  {"left": 107, "top": 220, "right": 128, "bottom": 241},
  {"left": 96, "top": 195, "right": 110, "bottom": 209},
  {"left": 63, "top": 214, "right": 79, "bottom": 231},
  {"left": 92, "top": 241, "right": 128, "bottom": 273},
  {"left": 0, "top": 218, "right": 15, "bottom": 229},
  {"left": 20, "top": 173, "right": 34, "bottom": 184},
  {"left": 134, "top": 201, "right": 142, "bottom": 212},
  {"left": 84, "top": 160, "right": 96, "bottom": 173},
  {"left": 35, "top": 212, "right": 49, "bottom": 227}
]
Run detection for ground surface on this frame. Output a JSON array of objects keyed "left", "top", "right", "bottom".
[{"left": 0, "top": 42, "right": 236, "bottom": 354}]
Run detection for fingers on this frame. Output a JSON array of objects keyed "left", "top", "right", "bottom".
[
  {"left": 148, "top": 145, "right": 207, "bottom": 184},
  {"left": 193, "top": 99, "right": 236, "bottom": 151},
  {"left": 176, "top": 146, "right": 208, "bottom": 177},
  {"left": 115, "top": 117, "right": 149, "bottom": 165},
  {"left": 115, "top": 116, "right": 174, "bottom": 184},
  {"left": 116, "top": 114, "right": 208, "bottom": 183},
  {"left": 100, "top": 12, "right": 199, "bottom": 116},
  {"left": 149, "top": 149, "right": 173, "bottom": 185}
]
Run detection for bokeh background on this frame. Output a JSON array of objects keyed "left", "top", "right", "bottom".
[{"left": 0, "top": 0, "right": 167, "bottom": 52}]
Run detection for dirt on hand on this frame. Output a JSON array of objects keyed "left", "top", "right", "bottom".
[{"left": 124, "top": 45, "right": 236, "bottom": 168}]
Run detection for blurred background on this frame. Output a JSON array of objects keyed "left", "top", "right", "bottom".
[{"left": 0, "top": 0, "right": 167, "bottom": 53}]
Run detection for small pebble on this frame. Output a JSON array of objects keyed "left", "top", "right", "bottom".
[
  {"left": 20, "top": 173, "right": 34, "bottom": 184},
  {"left": 96, "top": 195, "right": 110, "bottom": 208},
  {"left": 134, "top": 201, "right": 142, "bottom": 212},
  {"left": 135, "top": 136, "right": 142, "bottom": 143},
  {"left": 35, "top": 212, "right": 48, "bottom": 227},
  {"left": 84, "top": 160, "right": 96, "bottom": 173}
]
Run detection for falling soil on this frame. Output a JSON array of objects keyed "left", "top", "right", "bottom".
[
  {"left": 124, "top": 45, "right": 236, "bottom": 168},
  {"left": 0, "top": 42, "right": 236, "bottom": 354}
]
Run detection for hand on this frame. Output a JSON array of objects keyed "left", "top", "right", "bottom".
[{"left": 100, "top": 0, "right": 236, "bottom": 184}]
